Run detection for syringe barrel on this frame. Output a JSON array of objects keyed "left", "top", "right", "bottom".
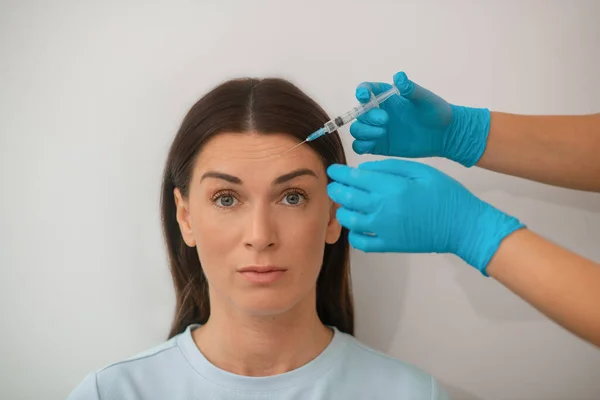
[
  {"left": 324, "top": 84, "right": 400, "bottom": 134},
  {"left": 333, "top": 100, "right": 376, "bottom": 128}
]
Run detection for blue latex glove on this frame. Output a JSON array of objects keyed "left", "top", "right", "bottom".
[
  {"left": 326, "top": 159, "right": 525, "bottom": 275},
  {"left": 351, "top": 71, "right": 490, "bottom": 167}
]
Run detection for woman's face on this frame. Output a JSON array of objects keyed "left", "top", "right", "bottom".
[{"left": 174, "top": 132, "right": 342, "bottom": 317}]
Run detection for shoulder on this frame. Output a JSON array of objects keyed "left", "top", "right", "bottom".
[
  {"left": 342, "top": 333, "right": 430, "bottom": 380},
  {"left": 66, "top": 371, "right": 100, "bottom": 400},
  {"left": 67, "top": 334, "right": 185, "bottom": 399},
  {"left": 100, "top": 335, "right": 180, "bottom": 370},
  {"left": 337, "top": 332, "right": 450, "bottom": 400},
  {"left": 96, "top": 334, "right": 182, "bottom": 380}
]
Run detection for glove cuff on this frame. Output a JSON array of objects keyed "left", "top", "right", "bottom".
[
  {"left": 443, "top": 105, "right": 491, "bottom": 167},
  {"left": 460, "top": 203, "right": 526, "bottom": 276}
]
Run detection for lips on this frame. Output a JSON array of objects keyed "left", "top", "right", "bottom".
[
  {"left": 237, "top": 266, "right": 287, "bottom": 273},
  {"left": 237, "top": 266, "right": 287, "bottom": 284}
]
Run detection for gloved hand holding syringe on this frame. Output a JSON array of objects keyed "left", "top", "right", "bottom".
[{"left": 281, "top": 83, "right": 401, "bottom": 155}]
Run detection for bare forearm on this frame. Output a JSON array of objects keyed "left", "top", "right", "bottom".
[
  {"left": 487, "top": 228, "right": 600, "bottom": 347},
  {"left": 477, "top": 112, "right": 600, "bottom": 192}
]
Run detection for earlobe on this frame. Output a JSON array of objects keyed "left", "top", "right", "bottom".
[
  {"left": 174, "top": 188, "right": 196, "bottom": 247},
  {"left": 325, "top": 201, "right": 342, "bottom": 244}
]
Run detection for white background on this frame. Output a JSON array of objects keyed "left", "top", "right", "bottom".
[{"left": 1, "top": 1, "right": 599, "bottom": 399}]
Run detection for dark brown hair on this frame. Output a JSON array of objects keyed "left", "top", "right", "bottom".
[{"left": 161, "top": 77, "right": 353, "bottom": 339}]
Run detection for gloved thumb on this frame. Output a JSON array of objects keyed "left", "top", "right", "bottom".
[
  {"left": 355, "top": 81, "right": 394, "bottom": 104},
  {"left": 393, "top": 71, "right": 437, "bottom": 103}
]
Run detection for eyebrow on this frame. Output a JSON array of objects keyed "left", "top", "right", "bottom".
[
  {"left": 200, "top": 171, "right": 243, "bottom": 184},
  {"left": 272, "top": 168, "right": 318, "bottom": 185},
  {"left": 200, "top": 168, "right": 318, "bottom": 185}
]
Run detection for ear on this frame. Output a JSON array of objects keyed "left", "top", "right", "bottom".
[
  {"left": 174, "top": 188, "right": 196, "bottom": 247},
  {"left": 325, "top": 200, "right": 342, "bottom": 244}
]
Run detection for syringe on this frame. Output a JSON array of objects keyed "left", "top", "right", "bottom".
[{"left": 281, "top": 84, "right": 400, "bottom": 155}]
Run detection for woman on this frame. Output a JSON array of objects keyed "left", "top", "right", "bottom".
[{"left": 67, "top": 77, "right": 450, "bottom": 399}]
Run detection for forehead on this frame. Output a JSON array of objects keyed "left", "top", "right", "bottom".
[{"left": 194, "top": 132, "right": 326, "bottom": 181}]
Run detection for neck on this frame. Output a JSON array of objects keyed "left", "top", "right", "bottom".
[{"left": 193, "top": 292, "right": 333, "bottom": 377}]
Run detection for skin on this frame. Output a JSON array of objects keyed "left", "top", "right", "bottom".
[
  {"left": 478, "top": 112, "right": 600, "bottom": 192},
  {"left": 487, "top": 229, "right": 600, "bottom": 347},
  {"left": 174, "top": 132, "right": 342, "bottom": 376},
  {"left": 478, "top": 112, "right": 600, "bottom": 346}
]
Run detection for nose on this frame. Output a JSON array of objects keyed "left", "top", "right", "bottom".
[{"left": 244, "top": 203, "right": 278, "bottom": 251}]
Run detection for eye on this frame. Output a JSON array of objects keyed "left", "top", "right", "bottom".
[
  {"left": 280, "top": 190, "right": 307, "bottom": 206},
  {"left": 213, "top": 192, "right": 239, "bottom": 208}
]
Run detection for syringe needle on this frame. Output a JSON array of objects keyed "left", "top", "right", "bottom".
[
  {"left": 279, "top": 139, "right": 307, "bottom": 156},
  {"left": 280, "top": 84, "right": 399, "bottom": 157}
]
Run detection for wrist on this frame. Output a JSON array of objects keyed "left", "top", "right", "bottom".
[
  {"left": 443, "top": 105, "right": 491, "bottom": 167},
  {"left": 456, "top": 201, "right": 526, "bottom": 275}
]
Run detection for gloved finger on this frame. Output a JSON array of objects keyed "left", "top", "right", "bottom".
[
  {"left": 355, "top": 81, "right": 394, "bottom": 103},
  {"left": 327, "top": 164, "right": 394, "bottom": 193},
  {"left": 355, "top": 108, "right": 389, "bottom": 126},
  {"left": 352, "top": 140, "right": 376, "bottom": 155},
  {"left": 348, "top": 231, "right": 386, "bottom": 252},
  {"left": 327, "top": 182, "right": 379, "bottom": 214},
  {"left": 358, "top": 158, "right": 432, "bottom": 179},
  {"left": 350, "top": 119, "right": 386, "bottom": 140},
  {"left": 393, "top": 71, "right": 435, "bottom": 103},
  {"left": 335, "top": 207, "right": 373, "bottom": 232}
]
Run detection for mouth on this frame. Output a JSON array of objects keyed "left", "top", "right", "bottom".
[
  {"left": 237, "top": 266, "right": 287, "bottom": 284},
  {"left": 238, "top": 266, "right": 287, "bottom": 273}
]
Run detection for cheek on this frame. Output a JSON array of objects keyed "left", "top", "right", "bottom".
[
  {"left": 279, "top": 202, "right": 330, "bottom": 266},
  {"left": 189, "top": 204, "right": 240, "bottom": 273}
]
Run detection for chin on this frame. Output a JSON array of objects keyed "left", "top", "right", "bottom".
[{"left": 234, "top": 290, "right": 304, "bottom": 317}]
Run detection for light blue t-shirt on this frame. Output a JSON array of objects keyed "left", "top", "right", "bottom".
[{"left": 67, "top": 324, "right": 450, "bottom": 399}]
